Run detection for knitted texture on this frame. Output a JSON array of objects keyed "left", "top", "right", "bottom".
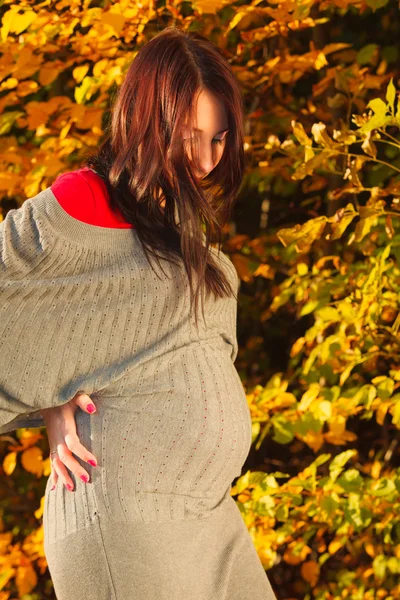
[
  {"left": 0, "top": 186, "right": 240, "bottom": 434},
  {"left": 0, "top": 186, "right": 277, "bottom": 599}
]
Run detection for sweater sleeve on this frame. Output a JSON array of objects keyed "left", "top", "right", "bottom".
[{"left": 0, "top": 197, "right": 99, "bottom": 435}]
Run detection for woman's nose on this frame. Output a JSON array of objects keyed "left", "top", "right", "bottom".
[{"left": 196, "top": 152, "right": 216, "bottom": 178}]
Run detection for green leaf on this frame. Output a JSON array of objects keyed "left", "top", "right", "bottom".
[
  {"left": 329, "top": 450, "right": 357, "bottom": 482},
  {"left": 344, "top": 495, "right": 372, "bottom": 530},
  {"left": 337, "top": 469, "right": 364, "bottom": 493},
  {"left": 356, "top": 44, "right": 378, "bottom": 65},
  {"left": 321, "top": 495, "right": 339, "bottom": 517},
  {"left": 0, "top": 110, "right": 24, "bottom": 136},
  {"left": 370, "top": 477, "right": 396, "bottom": 497},
  {"left": 275, "top": 503, "right": 289, "bottom": 521},
  {"left": 353, "top": 385, "right": 377, "bottom": 409},
  {"left": 299, "top": 299, "right": 320, "bottom": 317},
  {"left": 272, "top": 416, "right": 294, "bottom": 444},
  {"left": 366, "top": 0, "right": 390, "bottom": 10},
  {"left": 253, "top": 495, "right": 275, "bottom": 516},
  {"left": 313, "top": 453, "right": 331, "bottom": 468},
  {"left": 372, "top": 375, "right": 395, "bottom": 399}
]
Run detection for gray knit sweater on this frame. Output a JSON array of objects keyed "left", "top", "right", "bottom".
[
  {"left": 0, "top": 186, "right": 277, "bottom": 599},
  {"left": 0, "top": 186, "right": 242, "bottom": 435}
]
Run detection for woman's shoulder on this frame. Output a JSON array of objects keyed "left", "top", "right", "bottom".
[
  {"left": 50, "top": 166, "right": 133, "bottom": 228},
  {"left": 51, "top": 166, "right": 107, "bottom": 199},
  {"left": 50, "top": 166, "right": 110, "bottom": 224}
]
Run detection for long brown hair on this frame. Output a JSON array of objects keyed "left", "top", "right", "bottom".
[{"left": 83, "top": 26, "right": 245, "bottom": 326}]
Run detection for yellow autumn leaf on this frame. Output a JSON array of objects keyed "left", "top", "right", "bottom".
[
  {"left": 304, "top": 145, "right": 315, "bottom": 161},
  {"left": 329, "top": 538, "right": 344, "bottom": 554},
  {"left": 328, "top": 414, "right": 346, "bottom": 436},
  {"left": 34, "top": 495, "right": 46, "bottom": 521},
  {"left": 327, "top": 203, "right": 358, "bottom": 241},
  {"left": 301, "top": 560, "right": 320, "bottom": 586},
  {"left": 277, "top": 216, "right": 328, "bottom": 252},
  {"left": 73, "top": 64, "right": 90, "bottom": 84},
  {"left": 311, "top": 399, "right": 332, "bottom": 421},
  {"left": 361, "top": 131, "right": 378, "bottom": 158},
  {"left": 39, "top": 64, "right": 63, "bottom": 87},
  {"left": 75, "top": 76, "right": 96, "bottom": 104},
  {"left": 0, "top": 567, "right": 14, "bottom": 590},
  {"left": 274, "top": 392, "right": 297, "bottom": 408},
  {"left": 371, "top": 460, "right": 382, "bottom": 480},
  {"left": 376, "top": 400, "right": 393, "bottom": 425},
  {"left": 3, "top": 451, "right": 17, "bottom": 476},
  {"left": 291, "top": 120, "right": 313, "bottom": 146},
  {"left": 324, "top": 429, "right": 357, "bottom": 445},
  {"left": 16, "top": 80, "right": 39, "bottom": 97},
  {"left": 364, "top": 542, "right": 377, "bottom": 558},
  {"left": 314, "top": 52, "right": 328, "bottom": 70},
  {"left": 257, "top": 544, "right": 277, "bottom": 569},
  {"left": 298, "top": 383, "right": 321, "bottom": 411},
  {"left": 226, "top": 10, "right": 247, "bottom": 32},
  {"left": 0, "top": 171, "right": 19, "bottom": 192},
  {"left": 20, "top": 428, "right": 43, "bottom": 449},
  {"left": 22, "top": 522, "right": 45, "bottom": 560},
  {"left": 193, "top": 0, "right": 225, "bottom": 14},
  {"left": 290, "top": 336, "right": 305, "bottom": 357},
  {"left": 16, "top": 564, "right": 37, "bottom": 597},
  {"left": 231, "top": 253, "right": 253, "bottom": 283},
  {"left": 284, "top": 543, "right": 312, "bottom": 565},
  {"left": 0, "top": 532, "right": 13, "bottom": 556},
  {"left": 386, "top": 77, "right": 396, "bottom": 112},
  {"left": 101, "top": 12, "right": 127, "bottom": 36},
  {"left": 21, "top": 446, "right": 43, "bottom": 477},
  {"left": 1, "top": 8, "right": 37, "bottom": 43},
  {"left": 311, "top": 122, "right": 337, "bottom": 147},
  {"left": 0, "top": 77, "right": 18, "bottom": 91},
  {"left": 253, "top": 263, "right": 274, "bottom": 279},
  {"left": 301, "top": 430, "right": 324, "bottom": 452},
  {"left": 42, "top": 456, "right": 51, "bottom": 477}
]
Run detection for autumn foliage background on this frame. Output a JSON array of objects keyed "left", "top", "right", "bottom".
[{"left": 1, "top": 0, "right": 400, "bottom": 598}]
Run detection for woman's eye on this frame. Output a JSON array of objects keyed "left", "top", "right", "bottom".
[{"left": 183, "top": 137, "right": 225, "bottom": 145}]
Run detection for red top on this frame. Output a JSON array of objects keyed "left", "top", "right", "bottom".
[{"left": 50, "top": 166, "right": 134, "bottom": 228}]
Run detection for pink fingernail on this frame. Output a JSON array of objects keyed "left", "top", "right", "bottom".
[
  {"left": 88, "top": 459, "right": 97, "bottom": 467},
  {"left": 51, "top": 484, "right": 56, "bottom": 491},
  {"left": 65, "top": 483, "right": 73, "bottom": 490},
  {"left": 80, "top": 474, "right": 89, "bottom": 483},
  {"left": 87, "top": 403, "right": 96, "bottom": 413}
]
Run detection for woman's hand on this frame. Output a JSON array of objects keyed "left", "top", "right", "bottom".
[{"left": 40, "top": 392, "right": 98, "bottom": 492}]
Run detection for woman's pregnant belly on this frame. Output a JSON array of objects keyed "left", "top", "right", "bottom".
[{"left": 67, "top": 338, "right": 253, "bottom": 524}]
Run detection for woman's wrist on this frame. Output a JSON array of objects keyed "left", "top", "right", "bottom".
[{"left": 40, "top": 408, "right": 53, "bottom": 418}]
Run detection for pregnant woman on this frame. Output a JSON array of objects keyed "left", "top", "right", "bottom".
[{"left": 0, "top": 26, "right": 277, "bottom": 600}]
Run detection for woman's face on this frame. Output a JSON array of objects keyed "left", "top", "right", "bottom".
[
  {"left": 183, "top": 88, "right": 229, "bottom": 181},
  {"left": 156, "top": 89, "right": 229, "bottom": 206}
]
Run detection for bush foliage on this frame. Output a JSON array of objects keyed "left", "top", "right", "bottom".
[{"left": 1, "top": 0, "right": 400, "bottom": 598}]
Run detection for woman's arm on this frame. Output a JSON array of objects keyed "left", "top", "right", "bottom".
[{"left": 40, "top": 393, "right": 98, "bottom": 492}]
